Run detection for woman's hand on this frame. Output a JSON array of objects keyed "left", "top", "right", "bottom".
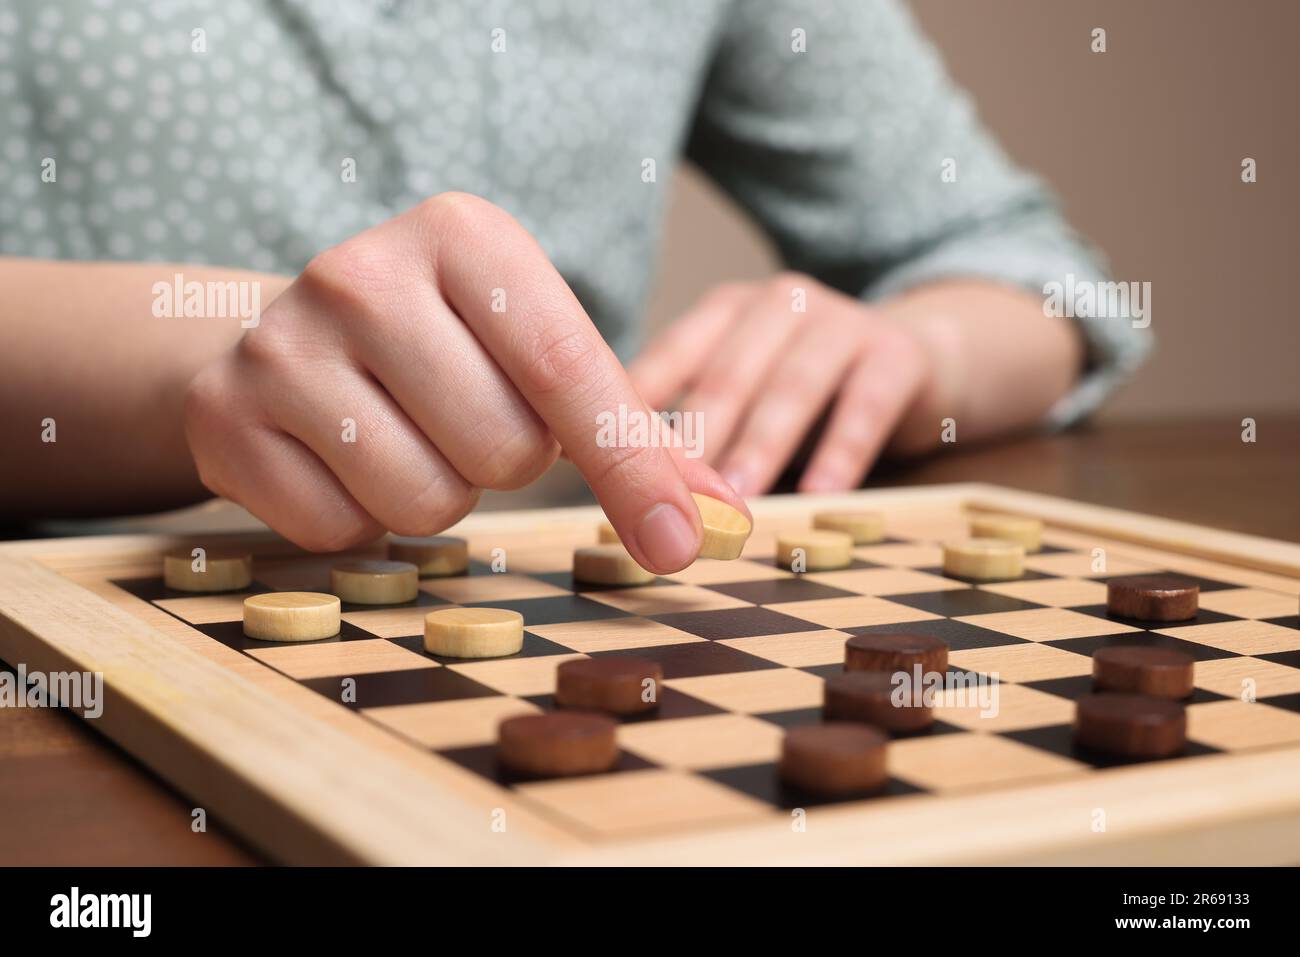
[
  {"left": 184, "top": 193, "right": 745, "bottom": 573},
  {"left": 629, "top": 274, "right": 938, "bottom": 496}
]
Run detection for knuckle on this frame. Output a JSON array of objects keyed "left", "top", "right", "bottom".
[
  {"left": 294, "top": 513, "right": 380, "bottom": 553},
  {"left": 518, "top": 324, "right": 604, "bottom": 399},
  {"left": 466, "top": 427, "right": 559, "bottom": 491},
  {"left": 298, "top": 238, "right": 403, "bottom": 316},
  {"left": 417, "top": 191, "right": 503, "bottom": 232},
  {"left": 233, "top": 324, "right": 296, "bottom": 378},
  {"left": 387, "top": 476, "right": 479, "bottom": 537},
  {"left": 586, "top": 439, "right": 660, "bottom": 492}
]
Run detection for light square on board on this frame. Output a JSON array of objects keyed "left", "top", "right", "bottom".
[
  {"left": 889, "top": 733, "right": 1084, "bottom": 792},
  {"left": 933, "top": 681, "right": 1077, "bottom": 732},
  {"left": 851, "top": 543, "right": 944, "bottom": 568},
  {"left": 247, "top": 638, "right": 438, "bottom": 680},
  {"left": 420, "top": 574, "right": 572, "bottom": 604},
  {"left": 342, "top": 605, "right": 455, "bottom": 639},
  {"left": 447, "top": 653, "right": 587, "bottom": 697},
  {"left": 525, "top": 617, "right": 703, "bottom": 654},
  {"left": 617, "top": 714, "right": 783, "bottom": 770},
  {"left": 485, "top": 547, "right": 573, "bottom": 574},
  {"left": 949, "top": 642, "right": 1093, "bottom": 684},
  {"left": 583, "top": 584, "right": 753, "bottom": 616},
  {"left": 803, "top": 567, "right": 968, "bottom": 596},
  {"left": 978, "top": 577, "right": 1109, "bottom": 608},
  {"left": 717, "top": 630, "right": 853, "bottom": 668},
  {"left": 1193, "top": 656, "right": 1300, "bottom": 700},
  {"left": 515, "top": 768, "right": 772, "bottom": 839},
  {"left": 363, "top": 696, "right": 541, "bottom": 750},
  {"left": 1186, "top": 699, "right": 1300, "bottom": 751},
  {"left": 1023, "top": 551, "right": 1158, "bottom": 579},
  {"left": 764, "top": 596, "right": 940, "bottom": 630},
  {"left": 1197, "top": 588, "right": 1298, "bottom": 620},
  {"left": 662, "top": 558, "right": 794, "bottom": 585},
  {"left": 665, "top": 667, "right": 827, "bottom": 714},
  {"left": 1155, "top": 620, "right": 1300, "bottom": 656},
  {"left": 154, "top": 593, "right": 252, "bottom": 624},
  {"left": 957, "top": 607, "right": 1141, "bottom": 642}
]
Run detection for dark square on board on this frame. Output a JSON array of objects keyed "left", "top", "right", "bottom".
[
  {"left": 191, "top": 618, "right": 373, "bottom": 653},
  {"left": 886, "top": 589, "right": 1043, "bottom": 617},
  {"left": 919, "top": 566, "right": 1052, "bottom": 585},
  {"left": 301, "top": 667, "right": 500, "bottom": 710},
  {"left": 534, "top": 571, "right": 672, "bottom": 592},
  {"left": 385, "top": 630, "right": 577, "bottom": 664},
  {"left": 846, "top": 618, "right": 1033, "bottom": 652},
  {"left": 1021, "top": 675, "right": 1227, "bottom": 705},
  {"left": 112, "top": 576, "right": 272, "bottom": 603},
  {"left": 523, "top": 686, "right": 726, "bottom": 722},
  {"left": 1000, "top": 723, "right": 1221, "bottom": 768},
  {"left": 651, "top": 606, "right": 825, "bottom": 641},
  {"left": 701, "top": 762, "right": 924, "bottom": 810},
  {"left": 702, "top": 578, "right": 859, "bottom": 606},
  {"left": 1095, "top": 572, "right": 1240, "bottom": 593},
  {"left": 1044, "top": 631, "right": 1239, "bottom": 663},
  {"left": 465, "top": 595, "right": 631, "bottom": 626},
  {"left": 338, "top": 590, "right": 445, "bottom": 614},
  {"left": 589, "top": 641, "right": 782, "bottom": 679},
  {"left": 1258, "top": 649, "right": 1300, "bottom": 669},
  {"left": 436, "top": 743, "right": 655, "bottom": 786},
  {"left": 1069, "top": 603, "right": 1236, "bottom": 630}
]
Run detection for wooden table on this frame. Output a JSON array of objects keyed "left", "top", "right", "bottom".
[{"left": 3, "top": 417, "right": 1296, "bottom": 865}]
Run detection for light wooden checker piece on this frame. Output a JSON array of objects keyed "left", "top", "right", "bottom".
[
  {"left": 968, "top": 514, "right": 1043, "bottom": 553},
  {"left": 776, "top": 529, "right": 854, "bottom": 571},
  {"left": 942, "top": 537, "right": 1025, "bottom": 580},
  {"left": 692, "top": 493, "right": 752, "bottom": 560},
  {"left": 387, "top": 536, "right": 469, "bottom": 577},
  {"left": 598, "top": 495, "right": 750, "bottom": 561},
  {"left": 14, "top": 485, "right": 1300, "bottom": 864},
  {"left": 424, "top": 607, "right": 524, "bottom": 658},
  {"left": 813, "top": 511, "right": 885, "bottom": 544},
  {"left": 243, "top": 592, "right": 341, "bottom": 642},
  {"left": 331, "top": 560, "right": 418, "bottom": 605},
  {"left": 163, "top": 546, "right": 253, "bottom": 593},
  {"left": 572, "top": 544, "right": 655, "bottom": 587}
]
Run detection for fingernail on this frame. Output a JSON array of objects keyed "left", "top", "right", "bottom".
[
  {"left": 636, "top": 503, "right": 699, "bottom": 572},
  {"left": 720, "top": 467, "right": 748, "bottom": 496}
]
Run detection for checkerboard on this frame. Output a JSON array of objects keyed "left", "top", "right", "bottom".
[{"left": 5, "top": 485, "right": 1300, "bottom": 864}]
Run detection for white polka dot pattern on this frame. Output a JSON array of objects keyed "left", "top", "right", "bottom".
[{"left": 0, "top": 0, "right": 1146, "bottom": 416}]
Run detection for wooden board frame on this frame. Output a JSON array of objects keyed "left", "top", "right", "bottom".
[{"left": 2, "top": 483, "right": 1299, "bottom": 866}]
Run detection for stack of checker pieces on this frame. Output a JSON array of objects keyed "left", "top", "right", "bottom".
[{"left": 117, "top": 507, "right": 1300, "bottom": 837}]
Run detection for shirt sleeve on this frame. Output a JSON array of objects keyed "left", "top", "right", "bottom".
[{"left": 685, "top": 0, "right": 1151, "bottom": 426}]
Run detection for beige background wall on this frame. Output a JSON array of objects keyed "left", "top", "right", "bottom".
[{"left": 646, "top": 0, "right": 1299, "bottom": 419}]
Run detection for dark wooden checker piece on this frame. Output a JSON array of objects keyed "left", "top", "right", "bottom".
[
  {"left": 1074, "top": 693, "right": 1187, "bottom": 758},
  {"left": 1106, "top": 575, "right": 1199, "bottom": 622},
  {"left": 823, "top": 671, "right": 934, "bottom": 733},
  {"left": 555, "top": 657, "right": 663, "bottom": 715},
  {"left": 845, "top": 632, "right": 948, "bottom": 675},
  {"left": 497, "top": 712, "right": 618, "bottom": 778},
  {"left": 779, "top": 723, "right": 888, "bottom": 796},
  {"left": 1093, "top": 646, "right": 1195, "bottom": 699}
]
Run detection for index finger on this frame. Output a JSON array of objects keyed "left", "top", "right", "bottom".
[{"left": 422, "top": 195, "right": 718, "bottom": 573}]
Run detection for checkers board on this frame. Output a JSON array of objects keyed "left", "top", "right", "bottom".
[{"left": 2, "top": 484, "right": 1300, "bottom": 865}]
